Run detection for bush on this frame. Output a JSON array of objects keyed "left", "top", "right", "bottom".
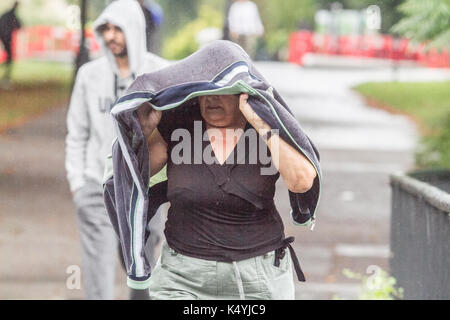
[
  {"left": 336, "top": 266, "right": 404, "bottom": 300},
  {"left": 161, "top": 4, "right": 223, "bottom": 60},
  {"left": 417, "top": 113, "right": 450, "bottom": 169},
  {"left": 354, "top": 81, "right": 450, "bottom": 170},
  {"left": 256, "top": 0, "right": 316, "bottom": 58}
]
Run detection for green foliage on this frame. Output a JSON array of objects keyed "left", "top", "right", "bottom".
[
  {"left": 0, "top": 60, "right": 72, "bottom": 129},
  {"left": 317, "top": 0, "right": 404, "bottom": 34},
  {"left": 264, "top": 29, "right": 292, "bottom": 58},
  {"left": 392, "top": 0, "right": 450, "bottom": 50},
  {"left": 161, "top": 4, "right": 223, "bottom": 60},
  {"left": 340, "top": 267, "right": 404, "bottom": 300},
  {"left": 256, "top": 0, "right": 404, "bottom": 57},
  {"left": 8, "top": 60, "right": 72, "bottom": 85},
  {"left": 155, "top": 0, "right": 201, "bottom": 38},
  {"left": 354, "top": 81, "right": 450, "bottom": 169},
  {"left": 417, "top": 114, "right": 450, "bottom": 170},
  {"left": 255, "top": 0, "right": 316, "bottom": 56}
]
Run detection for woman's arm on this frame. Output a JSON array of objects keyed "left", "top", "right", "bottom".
[
  {"left": 238, "top": 94, "right": 317, "bottom": 193},
  {"left": 136, "top": 103, "right": 168, "bottom": 175}
]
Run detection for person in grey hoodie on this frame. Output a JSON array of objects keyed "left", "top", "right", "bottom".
[{"left": 65, "top": 0, "right": 168, "bottom": 300}]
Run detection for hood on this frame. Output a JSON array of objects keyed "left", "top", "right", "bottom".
[{"left": 93, "top": 0, "right": 147, "bottom": 75}]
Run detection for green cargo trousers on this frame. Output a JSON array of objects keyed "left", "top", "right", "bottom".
[{"left": 148, "top": 241, "right": 295, "bottom": 300}]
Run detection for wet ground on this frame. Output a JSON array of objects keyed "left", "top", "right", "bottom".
[{"left": 0, "top": 60, "right": 449, "bottom": 299}]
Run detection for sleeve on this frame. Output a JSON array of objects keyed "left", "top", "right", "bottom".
[
  {"left": 156, "top": 106, "right": 195, "bottom": 145},
  {"left": 65, "top": 68, "right": 90, "bottom": 193},
  {"left": 156, "top": 117, "right": 171, "bottom": 144},
  {"left": 248, "top": 89, "right": 322, "bottom": 227},
  {"left": 103, "top": 139, "right": 168, "bottom": 290}
]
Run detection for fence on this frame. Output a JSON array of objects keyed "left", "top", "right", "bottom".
[
  {"left": 0, "top": 26, "right": 100, "bottom": 63},
  {"left": 289, "top": 30, "right": 450, "bottom": 68},
  {"left": 3, "top": 27, "right": 450, "bottom": 68},
  {"left": 390, "top": 170, "right": 450, "bottom": 299}
]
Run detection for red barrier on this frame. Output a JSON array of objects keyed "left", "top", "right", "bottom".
[
  {"left": 289, "top": 30, "right": 450, "bottom": 68},
  {"left": 0, "top": 31, "right": 18, "bottom": 62},
  {"left": 421, "top": 48, "right": 450, "bottom": 68},
  {"left": 0, "top": 26, "right": 100, "bottom": 63},
  {"left": 288, "top": 31, "right": 313, "bottom": 65},
  {"left": 2, "top": 27, "right": 449, "bottom": 68}
]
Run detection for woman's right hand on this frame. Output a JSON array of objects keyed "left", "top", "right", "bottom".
[
  {"left": 137, "top": 103, "right": 168, "bottom": 175},
  {"left": 137, "top": 103, "right": 161, "bottom": 140}
]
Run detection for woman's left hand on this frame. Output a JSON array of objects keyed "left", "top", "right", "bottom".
[
  {"left": 238, "top": 93, "right": 271, "bottom": 133},
  {"left": 239, "top": 94, "right": 316, "bottom": 193}
]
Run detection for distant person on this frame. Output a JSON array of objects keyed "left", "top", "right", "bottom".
[
  {"left": 138, "top": 0, "right": 164, "bottom": 53},
  {"left": 65, "top": 0, "right": 168, "bottom": 300},
  {"left": 0, "top": 1, "right": 21, "bottom": 88},
  {"left": 227, "top": 0, "right": 264, "bottom": 59}
]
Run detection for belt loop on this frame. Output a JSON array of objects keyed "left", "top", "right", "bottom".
[
  {"left": 274, "top": 247, "right": 285, "bottom": 267},
  {"left": 275, "top": 236, "right": 306, "bottom": 282}
]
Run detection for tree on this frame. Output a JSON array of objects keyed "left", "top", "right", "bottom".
[
  {"left": 155, "top": 0, "right": 200, "bottom": 37},
  {"left": 391, "top": 0, "right": 450, "bottom": 50},
  {"left": 254, "top": 0, "right": 317, "bottom": 56},
  {"left": 73, "top": 0, "right": 88, "bottom": 85}
]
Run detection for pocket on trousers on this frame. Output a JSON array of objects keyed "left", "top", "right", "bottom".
[
  {"left": 262, "top": 250, "right": 291, "bottom": 279},
  {"left": 257, "top": 250, "right": 295, "bottom": 299},
  {"left": 73, "top": 181, "right": 103, "bottom": 210}
]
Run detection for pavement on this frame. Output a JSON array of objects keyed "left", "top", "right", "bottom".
[
  {"left": 258, "top": 62, "right": 450, "bottom": 299},
  {"left": 0, "top": 107, "right": 129, "bottom": 299},
  {"left": 0, "top": 60, "right": 449, "bottom": 300}
]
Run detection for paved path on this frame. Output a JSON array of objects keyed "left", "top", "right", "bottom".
[
  {"left": 257, "top": 62, "right": 450, "bottom": 299},
  {"left": 0, "top": 108, "right": 129, "bottom": 299},
  {"left": 0, "top": 62, "right": 448, "bottom": 299}
]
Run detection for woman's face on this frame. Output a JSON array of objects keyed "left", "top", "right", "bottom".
[{"left": 198, "top": 94, "right": 244, "bottom": 128}]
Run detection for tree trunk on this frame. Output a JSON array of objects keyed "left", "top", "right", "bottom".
[{"left": 73, "top": 0, "right": 89, "bottom": 86}]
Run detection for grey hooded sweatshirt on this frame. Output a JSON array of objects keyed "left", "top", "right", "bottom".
[
  {"left": 103, "top": 40, "right": 322, "bottom": 290},
  {"left": 65, "top": 0, "right": 168, "bottom": 193}
]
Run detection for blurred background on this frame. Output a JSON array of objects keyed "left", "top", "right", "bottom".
[{"left": 0, "top": 0, "right": 449, "bottom": 300}]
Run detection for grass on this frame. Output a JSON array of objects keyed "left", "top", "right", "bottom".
[
  {"left": 354, "top": 81, "right": 450, "bottom": 169},
  {"left": 0, "top": 60, "right": 73, "bottom": 132}
]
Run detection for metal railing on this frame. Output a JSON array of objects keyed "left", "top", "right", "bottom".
[{"left": 390, "top": 170, "right": 450, "bottom": 299}]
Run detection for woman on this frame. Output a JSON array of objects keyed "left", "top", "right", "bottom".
[
  {"left": 134, "top": 91, "right": 316, "bottom": 299},
  {"left": 103, "top": 40, "right": 322, "bottom": 300}
]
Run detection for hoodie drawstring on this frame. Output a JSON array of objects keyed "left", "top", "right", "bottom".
[{"left": 113, "top": 72, "right": 136, "bottom": 104}]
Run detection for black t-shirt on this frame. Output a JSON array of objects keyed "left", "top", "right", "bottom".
[{"left": 157, "top": 100, "right": 286, "bottom": 262}]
